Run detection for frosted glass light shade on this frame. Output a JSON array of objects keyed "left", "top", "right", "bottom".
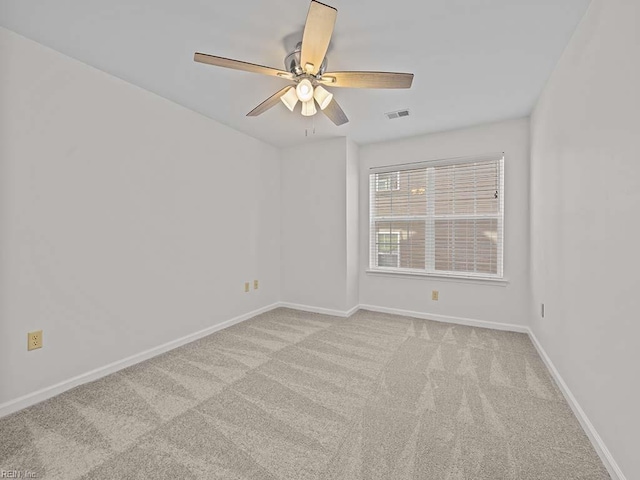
[
  {"left": 301, "top": 100, "right": 317, "bottom": 116},
  {"left": 280, "top": 87, "right": 299, "bottom": 111},
  {"left": 296, "top": 79, "right": 314, "bottom": 102},
  {"left": 313, "top": 85, "right": 333, "bottom": 110}
]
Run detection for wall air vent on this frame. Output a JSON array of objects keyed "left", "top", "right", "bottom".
[{"left": 385, "top": 109, "right": 410, "bottom": 120}]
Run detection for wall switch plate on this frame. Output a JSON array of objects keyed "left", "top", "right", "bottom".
[
  {"left": 244, "top": 282, "right": 250, "bottom": 293},
  {"left": 253, "top": 280, "right": 259, "bottom": 290},
  {"left": 28, "top": 330, "right": 43, "bottom": 351},
  {"left": 432, "top": 290, "right": 439, "bottom": 301}
]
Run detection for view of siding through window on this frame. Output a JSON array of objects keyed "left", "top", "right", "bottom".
[{"left": 369, "top": 155, "right": 504, "bottom": 277}]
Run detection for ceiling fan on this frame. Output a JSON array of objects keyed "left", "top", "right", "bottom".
[{"left": 194, "top": 0, "right": 414, "bottom": 126}]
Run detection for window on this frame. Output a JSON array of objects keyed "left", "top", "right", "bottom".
[
  {"left": 377, "top": 231, "right": 400, "bottom": 267},
  {"left": 369, "top": 154, "right": 504, "bottom": 278},
  {"left": 375, "top": 171, "right": 400, "bottom": 192}
]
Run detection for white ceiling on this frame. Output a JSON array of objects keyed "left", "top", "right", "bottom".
[{"left": 0, "top": 0, "right": 591, "bottom": 148}]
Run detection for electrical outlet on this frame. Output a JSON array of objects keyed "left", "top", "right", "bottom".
[
  {"left": 253, "top": 280, "right": 259, "bottom": 290},
  {"left": 244, "top": 282, "right": 250, "bottom": 293},
  {"left": 27, "top": 330, "right": 43, "bottom": 351},
  {"left": 432, "top": 290, "right": 439, "bottom": 301}
]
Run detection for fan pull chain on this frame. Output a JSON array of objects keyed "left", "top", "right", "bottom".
[{"left": 304, "top": 114, "right": 316, "bottom": 137}]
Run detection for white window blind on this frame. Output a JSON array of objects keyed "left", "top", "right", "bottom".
[{"left": 369, "top": 154, "right": 504, "bottom": 278}]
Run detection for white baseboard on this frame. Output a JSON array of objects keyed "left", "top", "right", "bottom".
[
  {"left": 526, "top": 329, "right": 626, "bottom": 480},
  {"left": 0, "top": 302, "right": 280, "bottom": 419},
  {"left": 279, "top": 302, "right": 529, "bottom": 333},
  {"left": 358, "top": 304, "right": 530, "bottom": 333},
  {"left": 277, "top": 301, "right": 359, "bottom": 318}
]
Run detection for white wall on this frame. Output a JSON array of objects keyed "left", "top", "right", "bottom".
[
  {"left": 280, "top": 138, "right": 358, "bottom": 313},
  {"left": 0, "top": 28, "right": 281, "bottom": 406},
  {"left": 359, "top": 118, "right": 531, "bottom": 327},
  {"left": 346, "top": 139, "right": 359, "bottom": 310},
  {"left": 530, "top": 0, "right": 639, "bottom": 478}
]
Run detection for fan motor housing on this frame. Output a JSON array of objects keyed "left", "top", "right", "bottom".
[{"left": 285, "top": 42, "right": 328, "bottom": 77}]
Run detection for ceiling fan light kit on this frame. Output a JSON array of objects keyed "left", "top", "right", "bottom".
[
  {"left": 194, "top": 0, "right": 414, "bottom": 126},
  {"left": 313, "top": 85, "right": 333, "bottom": 110},
  {"left": 281, "top": 87, "right": 299, "bottom": 112},
  {"left": 301, "top": 100, "right": 318, "bottom": 117},
  {"left": 296, "top": 78, "right": 315, "bottom": 102}
]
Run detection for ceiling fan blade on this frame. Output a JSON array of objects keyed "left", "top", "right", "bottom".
[
  {"left": 300, "top": 1, "right": 337, "bottom": 75},
  {"left": 319, "top": 71, "right": 414, "bottom": 89},
  {"left": 194, "top": 53, "right": 294, "bottom": 80},
  {"left": 322, "top": 98, "right": 349, "bottom": 126},
  {"left": 246, "top": 86, "right": 293, "bottom": 117}
]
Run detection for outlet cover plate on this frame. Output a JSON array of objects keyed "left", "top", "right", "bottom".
[{"left": 28, "top": 330, "right": 43, "bottom": 351}]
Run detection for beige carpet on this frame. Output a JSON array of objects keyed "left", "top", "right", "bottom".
[{"left": 0, "top": 308, "right": 609, "bottom": 479}]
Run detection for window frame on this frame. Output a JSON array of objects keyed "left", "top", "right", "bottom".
[{"left": 368, "top": 154, "right": 505, "bottom": 281}]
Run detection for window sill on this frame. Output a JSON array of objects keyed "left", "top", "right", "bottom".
[{"left": 365, "top": 269, "right": 509, "bottom": 286}]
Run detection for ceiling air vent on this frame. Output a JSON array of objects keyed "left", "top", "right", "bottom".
[{"left": 385, "top": 109, "right": 410, "bottom": 120}]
